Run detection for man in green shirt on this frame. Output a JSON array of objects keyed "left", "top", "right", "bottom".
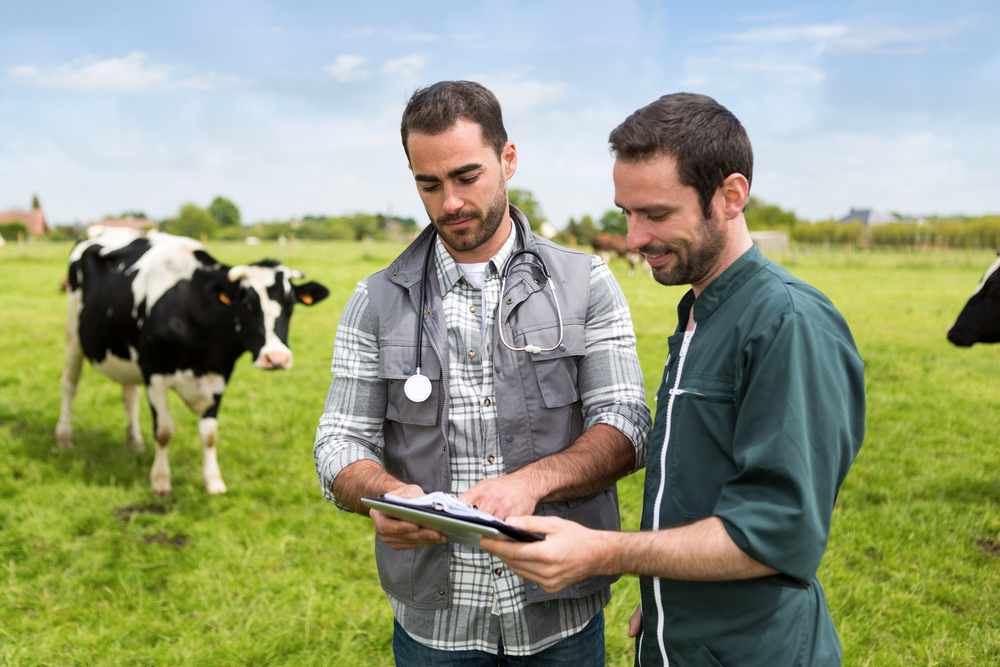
[{"left": 482, "top": 93, "right": 866, "bottom": 666}]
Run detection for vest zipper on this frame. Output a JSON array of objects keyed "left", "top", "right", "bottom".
[{"left": 641, "top": 326, "right": 696, "bottom": 667}]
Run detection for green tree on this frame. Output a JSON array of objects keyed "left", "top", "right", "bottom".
[
  {"left": 565, "top": 215, "right": 598, "bottom": 247},
  {"left": 598, "top": 209, "right": 628, "bottom": 236},
  {"left": 163, "top": 203, "right": 217, "bottom": 239},
  {"left": 508, "top": 189, "right": 545, "bottom": 232},
  {"left": 209, "top": 196, "right": 241, "bottom": 228},
  {"left": 31, "top": 194, "right": 41, "bottom": 209},
  {"left": 744, "top": 196, "right": 798, "bottom": 231}
]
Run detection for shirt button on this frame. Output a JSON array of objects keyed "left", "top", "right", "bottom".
[
  {"left": 484, "top": 398, "right": 491, "bottom": 407},
  {"left": 506, "top": 297, "right": 513, "bottom": 304},
  {"left": 530, "top": 583, "right": 539, "bottom": 590},
  {"left": 487, "top": 456, "right": 495, "bottom": 463},
  {"left": 468, "top": 350, "right": 476, "bottom": 358},
  {"left": 470, "top": 306, "right": 477, "bottom": 313},
  {"left": 558, "top": 344, "right": 566, "bottom": 352},
  {"left": 505, "top": 435, "right": 513, "bottom": 443},
  {"left": 494, "top": 568, "right": 503, "bottom": 576},
  {"left": 438, "top": 589, "right": 446, "bottom": 596},
  {"left": 495, "top": 365, "right": 501, "bottom": 373}
]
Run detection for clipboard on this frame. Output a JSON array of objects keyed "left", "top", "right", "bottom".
[{"left": 362, "top": 494, "right": 544, "bottom": 549}]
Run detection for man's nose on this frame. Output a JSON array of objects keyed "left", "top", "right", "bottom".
[
  {"left": 442, "top": 184, "right": 464, "bottom": 214},
  {"left": 626, "top": 217, "right": 649, "bottom": 251}
]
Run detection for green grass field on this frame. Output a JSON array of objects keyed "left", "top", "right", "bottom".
[{"left": 1, "top": 240, "right": 998, "bottom": 666}]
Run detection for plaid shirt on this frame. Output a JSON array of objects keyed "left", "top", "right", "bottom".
[{"left": 315, "top": 225, "right": 650, "bottom": 656}]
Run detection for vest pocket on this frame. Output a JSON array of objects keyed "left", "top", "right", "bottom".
[
  {"left": 379, "top": 343, "right": 441, "bottom": 426},
  {"left": 525, "top": 322, "right": 585, "bottom": 408}
]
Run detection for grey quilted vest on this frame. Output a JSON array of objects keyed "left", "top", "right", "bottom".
[{"left": 365, "top": 207, "right": 622, "bottom": 609}]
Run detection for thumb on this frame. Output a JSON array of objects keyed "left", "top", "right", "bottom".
[{"left": 506, "top": 515, "right": 562, "bottom": 533}]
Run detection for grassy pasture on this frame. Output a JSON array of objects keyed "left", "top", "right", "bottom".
[{"left": 1, "top": 239, "right": 999, "bottom": 666}]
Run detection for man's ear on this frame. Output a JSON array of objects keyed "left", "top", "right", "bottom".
[
  {"left": 293, "top": 282, "right": 330, "bottom": 306},
  {"left": 720, "top": 173, "right": 750, "bottom": 221},
  {"left": 502, "top": 141, "right": 517, "bottom": 182}
]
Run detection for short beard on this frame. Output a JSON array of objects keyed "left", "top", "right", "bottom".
[
  {"left": 643, "top": 210, "right": 726, "bottom": 287},
  {"left": 430, "top": 178, "right": 508, "bottom": 253}
]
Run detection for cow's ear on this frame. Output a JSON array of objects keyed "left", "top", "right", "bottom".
[
  {"left": 205, "top": 277, "right": 239, "bottom": 306},
  {"left": 294, "top": 282, "right": 329, "bottom": 306}
]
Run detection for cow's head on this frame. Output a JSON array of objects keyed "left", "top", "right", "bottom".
[
  {"left": 225, "top": 261, "right": 329, "bottom": 369},
  {"left": 948, "top": 252, "right": 1000, "bottom": 347}
]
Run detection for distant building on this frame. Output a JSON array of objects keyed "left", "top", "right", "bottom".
[
  {"left": 750, "top": 230, "right": 789, "bottom": 254},
  {"left": 0, "top": 208, "right": 48, "bottom": 236},
  {"left": 86, "top": 215, "right": 159, "bottom": 238},
  {"left": 837, "top": 208, "right": 897, "bottom": 227}
]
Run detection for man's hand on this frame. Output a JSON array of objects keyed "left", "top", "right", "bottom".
[
  {"left": 628, "top": 605, "right": 642, "bottom": 638},
  {"left": 371, "top": 483, "right": 447, "bottom": 550},
  {"left": 459, "top": 475, "right": 540, "bottom": 520},
  {"left": 479, "top": 515, "right": 610, "bottom": 592}
]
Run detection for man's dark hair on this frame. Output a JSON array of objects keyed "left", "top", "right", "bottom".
[
  {"left": 400, "top": 81, "right": 508, "bottom": 161},
  {"left": 609, "top": 93, "right": 753, "bottom": 219}
]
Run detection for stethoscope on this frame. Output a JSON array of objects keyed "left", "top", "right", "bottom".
[{"left": 404, "top": 221, "right": 565, "bottom": 403}]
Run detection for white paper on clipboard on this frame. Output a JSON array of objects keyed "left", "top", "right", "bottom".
[{"left": 362, "top": 492, "right": 544, "bottom": 549}]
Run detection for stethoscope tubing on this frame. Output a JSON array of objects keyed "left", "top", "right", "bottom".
[{"left": 404, "top": 220, "right": 564, "bottom": 403}]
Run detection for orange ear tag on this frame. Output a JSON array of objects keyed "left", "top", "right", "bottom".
[
  {"left": 300, "top": 294, "right": 313, "bottom": 305},
  {"left": 219, "top": 292, "right": 232, "bottom": 305}
]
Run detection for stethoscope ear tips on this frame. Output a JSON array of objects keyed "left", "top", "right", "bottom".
[
  {"left": 525, "top": 345, "right": 542, "bottom": 354},
  {"left": 404, "top": 373, "right": 433, "bottom": 403}
]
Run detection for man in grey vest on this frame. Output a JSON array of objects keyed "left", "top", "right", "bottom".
[{"left": 314, "top": 80, "right": 651, "bottom": 665}]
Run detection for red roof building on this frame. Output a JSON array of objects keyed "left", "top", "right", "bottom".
[{"left": 0, "top": 209, "right": 48, "bottom": 236}]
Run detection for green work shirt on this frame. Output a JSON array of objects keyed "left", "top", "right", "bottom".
[{"left": 636, "top": 246, "right": 865, "bottom": 667}]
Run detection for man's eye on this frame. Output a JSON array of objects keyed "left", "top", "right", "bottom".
[
  {"left": 420, "top": 184, "right": 440, "bottom": 192},
  {"left": 459, "top": 175, "right": 479, "bottom": 185}
]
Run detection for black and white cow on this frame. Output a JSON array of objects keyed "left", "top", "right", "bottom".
[
  {"left": 948, "top": 251, "right": 1000, "bottom": 347},
  {"left": 56, "top": 231, "right": 329, "bottom": 494}
]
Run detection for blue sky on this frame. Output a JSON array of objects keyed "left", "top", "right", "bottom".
[{"left": 1, "top": 0, "right": 998, "bottom": 227}]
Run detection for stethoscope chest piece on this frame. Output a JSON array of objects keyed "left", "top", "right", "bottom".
[{"left": 404, "top": 373, "right": 433, "bottom": 403}]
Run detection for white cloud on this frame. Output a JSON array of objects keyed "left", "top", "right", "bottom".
[
  {"left": 720, "top": 21, "right": 963, "bottom": 55},
  {"left": 325, "top": 55, "right": 369, "bottom": 82},
  {"left": 6, "top": 52, "right": 245, "bottom": 93},
  {"left": 381, "top": 55, "right": 426, "bottom": 79},
  {"left": 477, "top": 76, "right": 567, "bottom": 118}
]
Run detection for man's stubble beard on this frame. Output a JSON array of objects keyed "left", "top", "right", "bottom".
[
  {"left": 429, "top": 176, "right": 508, "bottom": 253},
  {"left": 645, "top": 210, "right": 727, "bottom": 287}
]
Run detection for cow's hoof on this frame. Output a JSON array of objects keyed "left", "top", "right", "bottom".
[
  {"left": 55, "top": 428, "right": 74, "bottom": 449},
  {"left": 151, "top": 478, "right": 172, "bottom": 496},
  {"left": 152, "top": 486, "right": 172, "bottom": 497},
  {"left": 127, "top": 434, "right": 145, "bottom": 453},
  {"left": 204, "top": 479, "right": 228, "bottom": 494}
]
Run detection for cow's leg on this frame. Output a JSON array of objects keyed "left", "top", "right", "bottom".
[
  {"left": 198, "top": 416, "right": 227, "bottom": 494},
  {"left": 123, "top": 384, "right": 145, "bottom": 452},
  {"left": 146, "top": 376, "right": 174, "bottom": 495},
  {"left": 56, "top": 292, "right": 85, "bottom": 448}
]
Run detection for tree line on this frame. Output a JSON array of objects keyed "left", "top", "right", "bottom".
[{"left": 36, "top": 191, "right": 1000, "bottom": 250}]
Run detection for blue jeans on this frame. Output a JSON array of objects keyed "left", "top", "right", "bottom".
[{"left": 392, "top": 611, "right": 605, "bottom": 667}]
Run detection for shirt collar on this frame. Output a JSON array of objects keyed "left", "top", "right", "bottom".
[
  {"left": 434, "top": 217, "right": 518, "bottom": 295},
  {"left": 677, "top": 244, "right": 770, "bottom": 325}
]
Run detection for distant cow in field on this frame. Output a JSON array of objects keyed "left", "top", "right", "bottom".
[
  {"left": 948, "top": 251, "right": 1000, "bottom": 347},
  {"left": 592, "top": 233, "right": 651, "bottom": 278},
  {"left": 56, "top": 232, "right": 329, "bottom": 495}
]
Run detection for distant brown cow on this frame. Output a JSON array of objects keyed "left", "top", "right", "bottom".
[{"left": 592, "top": 233, "right": 650, "bottom": 278}]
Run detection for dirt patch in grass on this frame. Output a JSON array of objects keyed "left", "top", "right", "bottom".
[
  {"left": 143, "top": 532, "right": 189, "bottom": 548},
  {"left": 116, "top": 505, "right": 168, "bottom": 521},
  {"left": 976, "top": 539, "right": 1000, "bottom": 557}
]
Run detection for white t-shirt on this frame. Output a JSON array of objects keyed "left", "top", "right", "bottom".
[{"left": 457, "top": 261, "right": 489, "bottom": 335}]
